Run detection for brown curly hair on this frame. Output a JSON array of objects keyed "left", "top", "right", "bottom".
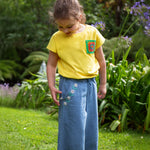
[{"left": 53, "top": 0, "right": 86, "bottom": 24}]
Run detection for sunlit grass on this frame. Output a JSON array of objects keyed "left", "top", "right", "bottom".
[
  {"left": 0, "top": 107, "right": 150, "bottom": 150},
  {"left": 99, "top": 129, "right": 150, "bottom": 150},
  {"left": 0, "top": 107, "right": 58, "bottom": 150}
]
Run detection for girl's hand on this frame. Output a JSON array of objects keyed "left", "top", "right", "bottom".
[
  {"left": 50, "top": 87, "right": 62, "bottom": 106},
  {"left": 98, "top": 84, "right": 106, "bottom": 99}
]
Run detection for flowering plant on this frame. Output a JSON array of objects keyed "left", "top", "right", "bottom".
[
  {"left": 130, "top": 0, "right": 150, "bottom": 36},
  {"left": 91, "top": 21, "right": 105, "bottom": 31}
]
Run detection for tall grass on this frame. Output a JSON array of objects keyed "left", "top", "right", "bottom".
[{"left": 0, "top": 83, "right": 19, "bottom": 107}]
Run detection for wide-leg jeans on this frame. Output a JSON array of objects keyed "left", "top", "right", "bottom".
[{"left": 58, "top": 76, "right": 98, "bottom": 150}]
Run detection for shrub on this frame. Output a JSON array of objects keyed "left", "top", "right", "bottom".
[
  {"left": 13, "top": 51, "right": 150, "bottom": 132},
  {"left": 0, "top": 60, "right": 23, "bottom": 81},
  {"left": 14, "top": 62, "right": 59, "bottom": 115},
  {"left": 103, "top": 36, "right": 132, "bottom": 61},
  {"left": 98, "top": 48, "right": 150, "bottom": 132}
]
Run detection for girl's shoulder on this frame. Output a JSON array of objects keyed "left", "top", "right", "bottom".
[
  {"left": 52, "top": 30, "right": 63, "bottom": 37},
  {"left": 86, "top": 24, "right": 96, "bottom": 29},
  {"left": 50, "top": 30, "right": 65, "bottom": 40},
  {"left": 85, "top": 24, "right": 100, "bottom": 33}
]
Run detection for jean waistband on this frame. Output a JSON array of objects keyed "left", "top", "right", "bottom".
[{"left": 59, "top": 75, "right": 96, "bottom": 83}]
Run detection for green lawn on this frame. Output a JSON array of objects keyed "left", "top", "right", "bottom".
[{"left": 0, "top": 107, "right": 150, "bottom": 150}]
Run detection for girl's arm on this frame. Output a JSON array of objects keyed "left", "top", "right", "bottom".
[
  {"left": 95, "top": 46, "right": 107, "bottom": 99},
  {"left": 47, "top": 51, "right": 62, "bottom": 106}
]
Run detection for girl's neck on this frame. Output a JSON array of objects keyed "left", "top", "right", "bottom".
[{"left": 76, "top": 24, "right": 85, "bottom": 33}]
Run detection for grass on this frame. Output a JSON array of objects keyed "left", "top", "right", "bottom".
[
  {"left": 0, "top": 107, "right": 58, "bottom": 150},
  {"left": 0, "top": 107, "right": 150, "bottom": 150},
  {"left": 99, "top": 129, "right": 150, "bottom": 150},
  {"left": 0, "top": 97, "right": 15, "bottom": 107}
]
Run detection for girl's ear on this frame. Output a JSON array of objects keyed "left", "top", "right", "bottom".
[{"left": 78, "top": 14, "right": 83, "bottom": 22}]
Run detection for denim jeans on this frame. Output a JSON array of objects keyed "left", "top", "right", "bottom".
[{"left": 58, "top": 76, "right": 98, "bottom": 150}]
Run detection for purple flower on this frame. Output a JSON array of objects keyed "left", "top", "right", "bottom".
[
  {"left": 144, "top": 24, "right": 150, "bottom": 36},
  {"left": 91, "top": 21, "right": 105, "bottom": 31},
  {"left": 130, "top": 1, "right": 150, "bottom": 36},
  {"left": 121, "top": 36, "right": 133, "bottom": 47},
  {"left": 0, "top": 83, "right": 20, "bottom": 99},
  {"left": 144, "top": 12, "right": 149, "bottom": 17},
  {"left": 135, "top": 2, "right": 140, "bottom": 6},
  {"left": 17, "top": 83, "right": 21, "bottom": 86},
  {"left": 91, "top": 24, "right": 94, "bottom": 27}
]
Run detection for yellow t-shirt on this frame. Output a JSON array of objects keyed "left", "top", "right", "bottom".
[{"left": 47, "top": 25, "right": 105, "bottom": 79}]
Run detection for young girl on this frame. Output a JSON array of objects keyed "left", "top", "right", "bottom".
[{"left": 46, "top": 0, "right": 106, "bottom": 149}]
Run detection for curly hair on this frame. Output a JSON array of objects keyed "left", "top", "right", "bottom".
[{"left": 53, "top": 0, "right": 86, "bottom": 24}]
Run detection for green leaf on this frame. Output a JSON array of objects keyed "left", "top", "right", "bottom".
[
  {"left": 99, "top": 100, "right": 108, "bottom": 113},
  {"left": 0, "top": 60, "right": 23, "bottom": 80},
  {"left": 123, "top": 46, "right": 131, "bottom": 60},
  {"left": 111, "top": 50, "right": 115, "bottom": 64},
  {"left": 110, "top": 120, "right": 120, "bottom": 131},
  {"left": 145, "top": 92, "right": 150, "bottom": 131},
  {"left": 121, "top": 108, "right": 129, "bottom": 131}
]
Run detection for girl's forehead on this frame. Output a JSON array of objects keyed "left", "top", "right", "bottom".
[{"left": 56, "top": 18, "right": 77, "bottom": 26}]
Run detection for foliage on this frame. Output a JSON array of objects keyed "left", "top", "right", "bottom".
[
  {"left": 103, "top": 36, "right": 132, "bottom": 61},
  {"left": 0, "top": 0, "right": 149, "bottom": 83},
  {"left": 14, "top": 62, "right": 49, "bottom": 109},
  {"left": 0, "top": 97, "right": 15, "bottom": 108},
  {"left": 0, "top": 83, "right": 19, "bottom": 107},
  {"left": 98, "top": 48, "right": 150, "bottom": 132},
  {"left": 0, "top": 0, "right": 55, "bottom": 82},
  {"left": 101, "top": 0, "right": 150, "bottom": 61},
  {"left": 12, "top": 49, "right": 150, "bottom": 132},
  {"left": 1, "top": 0, "right": 150, "bottom": 133},
  {"left": 130, "top": 0, "right": 150, "bottom": 37},
  {"left": 145, "top": 92, "right": 150, "bottom": 131},
  {"left": 0, "top": 0, "right": 55, "bottom": 58},
  {"left": 0, "top": 60, "right": 23, "bottom": 81},
  {"left": 131, "top": 29, "right": 150, "bottom": 59},
  {"left": 122, "top": 0, "right": 150, "bottom": 60},
  {"left": 22, "top": 51, "right": 49, "bottom": 78},
  {"left": 103, "top": 32, "right": 150, "bottom": 61},
  {"left": 14, "top": 61, "right": 59, "bottom": 113}
]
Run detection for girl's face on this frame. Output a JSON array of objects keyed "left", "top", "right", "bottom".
[{"left": 56, "top": 18, "right": 81, "bottom": 36}]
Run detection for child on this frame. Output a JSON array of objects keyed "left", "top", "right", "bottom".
[{"left": 46, "top": 0, "right": 106, "bottom": 149}]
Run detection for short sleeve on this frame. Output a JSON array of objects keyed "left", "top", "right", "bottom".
[
  {"left": 95, "top": 29, "right": 105, "bottom": 49},
  {"left": 46, "top": 34, "right": 57, "bottom": 53}
]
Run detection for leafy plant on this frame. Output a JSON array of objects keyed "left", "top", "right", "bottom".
[
  {"left": 14, "top": 61, "right": 49, "bottom": 109},
  {"left": 0, "top": 0, "right": 55, "bottom": 82},
  {"left": 98, "top": 48, "right": 150, "bottom": 132},
  {"left": 22, "top": 51, "right": 49, "bottom": 78},
  {"left": 103, "top": 37, "right": 132, "bottom": 61},
  {"left": 145, "top": 92, "right": 150, "bottom": 131},
  {"left": 14, "top": 61, "right": 59, "bottom": 113},
  {"left": 0, "top": 60, "right": 23, "bottom": 81}
]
